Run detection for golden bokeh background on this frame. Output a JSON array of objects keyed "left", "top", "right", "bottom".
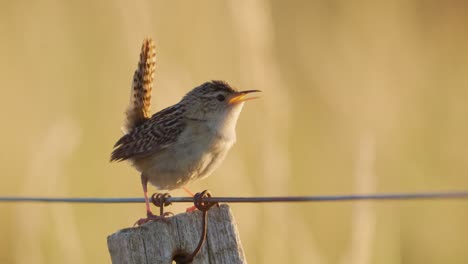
[{"left": 1, "top": 1, "right": 468, "bottom": 263}]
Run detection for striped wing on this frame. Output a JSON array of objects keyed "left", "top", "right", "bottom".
[{"left": 111, "top": 105, "right": 185, "bottom": 161}]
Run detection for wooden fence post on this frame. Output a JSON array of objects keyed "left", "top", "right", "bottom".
[{"left": 107, "top": 204, "right": 247, "bottom": 264}]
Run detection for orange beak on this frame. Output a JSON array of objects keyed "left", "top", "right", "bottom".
[{"left": 228, "top": 90, "right": 261, "bottom": 104}]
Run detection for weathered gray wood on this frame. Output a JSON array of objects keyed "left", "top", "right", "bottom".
[{"left": 107, "top": 204, "right": 247, "bottom": 264}]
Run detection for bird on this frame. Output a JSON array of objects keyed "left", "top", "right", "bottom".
[{"left": 111, "top": 38, "right": 260, "bottom": 225}]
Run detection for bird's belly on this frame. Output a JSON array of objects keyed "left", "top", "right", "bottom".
[{"left": 135, "top": 136, "right": 234, "bottom": 190}]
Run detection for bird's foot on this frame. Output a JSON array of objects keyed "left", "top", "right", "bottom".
[
  {"left": 185, "top": 205, "right": 197, "bottom": 213},
  {"left": 134, "top": 211, "right": 173, "bottom": 226}
]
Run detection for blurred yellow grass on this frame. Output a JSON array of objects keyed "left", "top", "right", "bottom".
[{"left": 1, "top": 1, "right": 468, "bottom": 263}]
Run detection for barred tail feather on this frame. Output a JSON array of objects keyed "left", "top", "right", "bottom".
[{"left": 123, "top": 37, "right": 156, "bottom": 133}]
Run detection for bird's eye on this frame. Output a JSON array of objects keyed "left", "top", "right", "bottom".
[{"left": 216, "top": 94, "right": 226, "bottom": 101}]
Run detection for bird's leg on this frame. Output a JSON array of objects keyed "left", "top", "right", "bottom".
[
  {"left": 142, "top": 176, "right": 153, "bottom": 215},
  {"left": 183, "top": 186, "right": 195, "bottom": 196},
  {"left": 134, "top": 175, "right": 168, "bottom": 226},
  {"left": 183, "top": 186, "right": 198, "bottom": 213}
]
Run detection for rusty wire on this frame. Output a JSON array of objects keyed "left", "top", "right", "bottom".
[{"left": 170, "top": 190, "right": 218, "bottom": 264}]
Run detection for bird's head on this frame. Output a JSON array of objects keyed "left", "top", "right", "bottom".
[{"left": 182, "top": 80, "right": 260, "bottom": 124}]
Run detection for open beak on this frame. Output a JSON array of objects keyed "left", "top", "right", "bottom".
[{"left": 228, "top": 90, "right": 261, "bottom": 104}]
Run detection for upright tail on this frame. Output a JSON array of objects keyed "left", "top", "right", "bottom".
[{"left": 123, "top": 38, "right": 156, "bottom": 133}]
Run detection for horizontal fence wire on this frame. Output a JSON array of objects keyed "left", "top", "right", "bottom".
[{"left": 1, "top": 190, "right": 468, "bottom": 204}]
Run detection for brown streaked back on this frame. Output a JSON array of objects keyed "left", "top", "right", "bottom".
[{"left": 111, "top": 104, "right": 186, "bottom": 162}]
